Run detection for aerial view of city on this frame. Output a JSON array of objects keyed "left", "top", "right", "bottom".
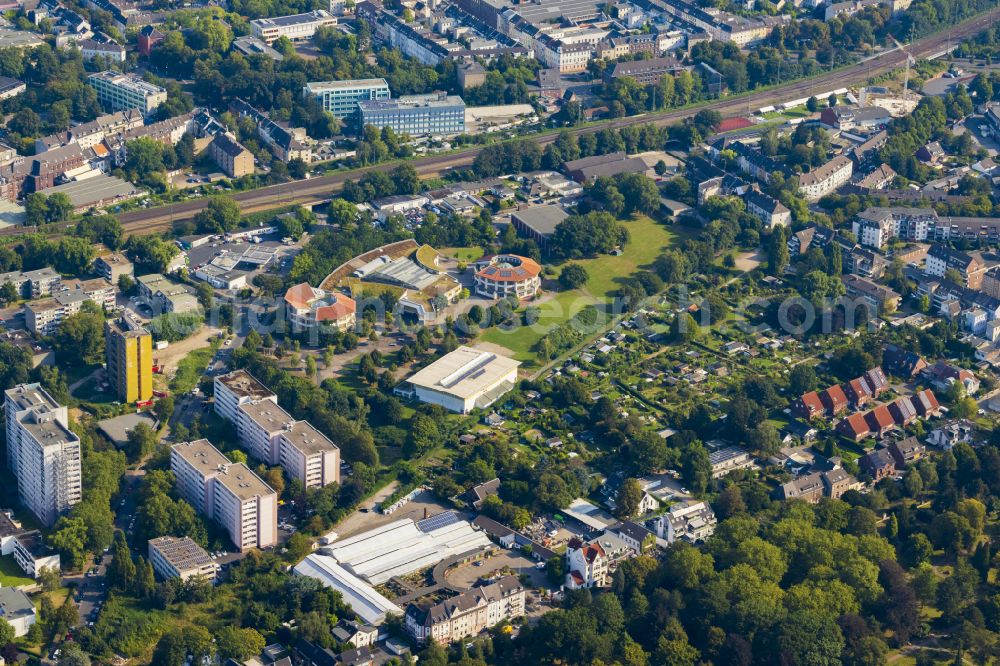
[{"left": 0, "top": 0, "right": 996, "bottom": 662}]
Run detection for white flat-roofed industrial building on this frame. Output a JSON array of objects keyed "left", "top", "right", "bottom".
[
  {"left": 324, "top": 513, "right": 492, "bottom": 585},
  {"left": 214, "top": 370, "right": 277, "bottom": 424},
  {"left": 403, "top": 346, "right": 519, "bottom": 413},
  {"left": 278, "top": 421, "right": 340, "bottom": 489},
  {"left": 304, "top": 79, "right": 390, "bottom": 119},
  {"left": 294, "top": 553, "right": 403, "bottom": 626},
  {"left": 4, "top": 384, "right": 81, "bottom": 527},
  {"left": 250, "top": 10, "right": 336, "bottom": 43},
  {"left": 148, "top": 536, "right": 218, "bottom": 583},
  {"left": 356, "top": 93, "right": 466, "bottom": 137},
  {"left": 170, "top": 439, "right": 277, "bottom": 552}
]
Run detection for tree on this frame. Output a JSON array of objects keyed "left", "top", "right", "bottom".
[
  {"left": 154, "top": 394, "right": 175, "bottom": 423},
  {"left": 559, "top": 264, "right": 589, "bottom": 290},
  {"left": 768, "top": 227, "right": 789, "bottom": 276},
  {"left": 125, "top": 422, "right": 157, "bottom": 462},
  {"left": 50, "top": 305, "right": 105, "bottom": 365},
  {"left": 806, "top": 96, "right": 818, "bottom": 112},
  {"left": 0, "top": 618, "right": 14, "bottom": 648},
  {"left": 193, "top": 196, "right": 241, "bottom": 234},
  {"left": 788, "top": 364, "right": 818, "bottom": 395},
  {"left": 616, "top": 478, "right": 644, "bottom": 518},
  {"left": 59, "top": 643, "right": 91, "bottom": 666},
  {"left": 215, "top": 626, "right": 266, "bottom": 661}
]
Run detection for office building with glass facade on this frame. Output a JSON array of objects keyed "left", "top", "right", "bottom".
[
  {"left": 356, "top": 94, "right": 465, "bottom": 137},
  {"left": 304, "top": 79, "right": 390, "bottom": 119}
]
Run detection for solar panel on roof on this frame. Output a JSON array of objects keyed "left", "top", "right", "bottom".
[{"left": 417, "top": 510, "right": 460, "bottom": 533}]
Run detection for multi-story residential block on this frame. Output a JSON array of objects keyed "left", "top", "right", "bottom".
[
  {"left": 743, "top": 185, "right": 790, "bottom": 228},
  {"left": 925, "top": 244, "right": 986, "bottom": 289},
  {"left": 0, "top": 588, "right": 37, "bottom": 637},
  {"left": 213, "top": 370, "right": 276, "bottom": 424},
  {"left": 654, "top": 501, "right": 717, "bottom": 544},
  {"left": 77, "top": 36, "right": 126, "bottom": 62},
  {"left": 148, "top": 536, "right": 219, "bottom": 583},
  {"left": 303, "top": 79, "right": 390, "bottom": 119},
  {"left": 852, "top": 207, "right": 937, "bottom": 246},
  {"left": 25, "top": 279, "right": 114, "bottom": 336},
  {"left": 105, "top": 313, "right": 153, "bottom": 404},
  {"left": 237, "top": 399, "right": 293, "bottom": 464},
  {"left": 250, "top": 10, "right": 336, "bottom": 44},
  {"left": 605, "top": 56, "right": 684, "bottom": 84},
  {"left": 170, "top": 439, "right": 277, "bottom": 551},
  {"left": 456, "top": 62, "right": 486, "bottom": 91},
  {"left": 0, "top": 267, "right": 61, "bottom": 299},
  {"left": 797, "top": 155, "right": 853, "bottom": 201},
  {"left": 136, "top": 273, "right": 200, "bottom": 314},
  {"left": 284, "top": 283, "right": 357, "bottom": 333},
  {"left": 36, "top": 109, "right": 144, "bottom": 152},
  {"left": 93, "top": 252, "right": 133, "bottom": 283},
  {"left": 87, "top": 71, "right": 167, "bottom": 115},
  {"left": 4, "top": 384, "right": 82, "bottom": 526},
  {"left": 277, "top": 421, "right": 340, "bottom": 489},
  {"left": 356, "top": 93, "right": 465, "bottom": 137},
  {"left": 207, "top": 132, "right": 254, "bottom": 178},
  {"left": 842, "top": 274, "right": 901, "bottom": 312},
  {"left": 9, "top": 530, "right": 60, "bottom": 578},
  {"left": 404, "top": 576, "right": 525, "bottom": 644}
]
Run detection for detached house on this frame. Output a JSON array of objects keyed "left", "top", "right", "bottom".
[
  {"left": 565, "top": 538, "right": 608, "bottom": 589},
  {"left": 883, "top": 344, "right": 927, "bottom": 378},
  {"left": 859, "top": 448, "right": 896, "bottom": 481},
  {"left": 888, "top": 437, "right": 925, "bottom": 467}
]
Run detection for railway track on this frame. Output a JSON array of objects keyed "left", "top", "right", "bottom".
[{"left": 9, "top": 6, "right": 1000, "bottom": 240}]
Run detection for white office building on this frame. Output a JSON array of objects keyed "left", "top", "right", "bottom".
[
  {"left": 214, "top": 370, "right": 277, "bottom": 424},
  {"left": 304, "top": 79, "right": 390, "bottom": 119},
  {"left": 170, "top": 439, "right": 277, "bottom": 552},
  {"left": 4, "top": 384, "right": 82, "bottom": 527},
  {"left": 250, "top": 10, "right": 336, "bottom": 44},
  {"left": 87, "top": 71, "right": 167, "bottom": 115}
]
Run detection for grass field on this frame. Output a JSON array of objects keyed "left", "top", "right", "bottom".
[
  {"left": 442, "top": 247, "right": 485, "bottom": 262},
  {"left": 481, "top": 215, "right": 679, "bottom": 364},
  {"left": 0, "top": 555, "right": 35, "bottom": 588},
  {"left": 169, "top": 339, "right": 220, "bottom": 394}
]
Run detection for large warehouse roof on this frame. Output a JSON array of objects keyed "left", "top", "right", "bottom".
[
  {"left": 325, "top": 515, "right": 492, "bottom": 585},
  {"left": 293, "top": 554, "right": 402, "bottom": 625},
  {"left": 406, "top": 346, "right": 520, "bottom": 401}
]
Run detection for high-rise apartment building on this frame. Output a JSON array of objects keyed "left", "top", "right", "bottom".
[
  {"left": 4, "top": 384, "right": 82, "bottom": 526},
  {"left": 170, "top": 439, "right": 277, "bottom": 551},
  {"left": 105, "top": 313, "right": 153, "bottom": 404}
]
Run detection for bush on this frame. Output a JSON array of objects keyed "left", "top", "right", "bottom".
[{"left": 147, "top": 312, "right": 203, "bottom": 342}]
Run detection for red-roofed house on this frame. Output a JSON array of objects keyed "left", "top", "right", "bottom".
[
  {"left": 284, "top": 283, "right": 357, "bottom": 333},
  {"left": 865, "top": 405, "right": 896, "bottom": 438},
  {"left": 820, "top": 385, "right": 850, "bottom": 416},
  {"left": 837, "top": 412, "right": 871, "bottom": 441},
  {"left": 794, "top": 391, "right": 825, "bottom": 419},
  {"left": 565, "top": 538, "right": 608, "bottom": 589},
  {"left": 863, "top": 367, "right": 889, "bottom": 397},
  {"left": 843, "top": 378, "right": 872, "bottom": 409},
  {"left": 911, "top": 388, "right": 942, "bottom": 417},
  {"left": 889, "top": 396, "right": 917, "bottom": 426}
]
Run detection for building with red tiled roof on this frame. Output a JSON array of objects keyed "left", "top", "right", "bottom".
[
  {"left": 844, "top": 378, "right": 872, "bottom": 408},
  {"left": 565, "top": 537, "right": 609, "bottom": 589},
  {"left": 863, "top": 367, "right": 889, "bottom": 397},
  {"left": 910, "top": 388, "right": 941, "bottom": 417},
  {"left": 865, "top": 405, "right": 896, "bottom": 438},
  {"left": 473, "top": 254, "right": 541, "bottom": 300},
  {"left": 794, "top": 391, "right": 825, "bottom": 419},
  {"left": 820, "top": 385, "right": 850, "bottom": 416},
  {"left": 284, "top": 283, "right": 356, "bottom": 333},
  {"left": 717, "top": 117, "right": 753, "bottom": 133},
  {"left": 837, "top": 412, "right": 871, "bottom": 441},
  {"left": 889, "top": 396, "right": 917, "bottom": 426}
]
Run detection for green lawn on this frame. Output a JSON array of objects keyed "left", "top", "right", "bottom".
[
  {"left": 170, "top": 340, "right": 219, "bottom": 394},
  {"left": 442, "top": 247, "right": 485, "bottom": 262},
  {"left": 72, "top": 375, "right": 114, "bottom": 404},
  {"left": 0, "top": 555, "right": 35, "bottom": 588},
  {"left": 481, "top": 215, "right": 679, "bottom": 364}
]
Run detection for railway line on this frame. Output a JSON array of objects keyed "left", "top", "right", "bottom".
[{"left": 8, "top": 6, "right": 1000, "bottom": 240}]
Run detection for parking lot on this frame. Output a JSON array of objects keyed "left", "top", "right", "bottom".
[{"left": 444, "top": 549, "right": 549, "bottom": 589}]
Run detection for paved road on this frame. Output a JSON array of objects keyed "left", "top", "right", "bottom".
[{"left": 53, "top": 6, "right": 1000, "bottom": 238}]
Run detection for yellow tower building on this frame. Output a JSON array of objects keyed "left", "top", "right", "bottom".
[{"left": 105, "top": 313, "right": 153, "bottom": 404}]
